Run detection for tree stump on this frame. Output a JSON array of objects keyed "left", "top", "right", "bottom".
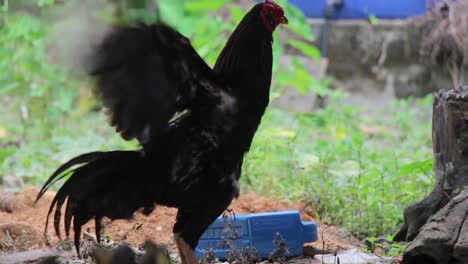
[{"left": 397, "top": 87, "right": 468, "bottom": 263}]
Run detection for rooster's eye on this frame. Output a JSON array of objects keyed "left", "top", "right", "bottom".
[
  {"left": 266, "top": 13, "right": 274, "bottom": 26},
  {"left": 261, "top": 5, "right": 279, "bottom": 28}
]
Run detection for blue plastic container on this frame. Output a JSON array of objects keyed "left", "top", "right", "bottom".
[
  {"left": 195, "top": 210, "right": 317, "bottom": 260},
  {"left": 287, "top": 0, "right": 427, "bottom": 19}
]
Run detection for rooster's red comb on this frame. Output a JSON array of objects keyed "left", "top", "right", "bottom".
[
  {"left": 265, "top": 0, "right": 280, "bottom": 6},
  {"left": 264, "top": 0, "right": 284, "bottom": 11}
]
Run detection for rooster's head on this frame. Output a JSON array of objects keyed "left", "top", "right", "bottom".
[{"left": 259, "top": 0, "right": 288, "bottom": 32}]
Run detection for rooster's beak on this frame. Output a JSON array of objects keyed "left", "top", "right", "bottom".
[{"left": 279, "top": 16, "right": 288, "bottom": 25}]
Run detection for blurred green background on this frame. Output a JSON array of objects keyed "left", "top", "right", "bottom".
[{"left": 0, "top": 0, "right": 434, "bottom": 243}]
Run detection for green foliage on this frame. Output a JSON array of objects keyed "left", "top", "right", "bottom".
[
  {"left": 0, "top": 111, "right": 136, "bottom": 185},
  {"left": 0, "top": 9, "right": 81, "bottom": 139},
  {"left": 287, "top": 39, "right": 321, "bottom": 60},
  {"left": 276, "top": 59, "right": 332, "bottom": 96},
  {"left": 272, "top": 0, "right": 314, "bottom": 41},
  {"left": 365, "top": 232, "right": 408, "bottom": 257},
  {"left": 243, "top": 92, "right": 434, "bottom": 237}
]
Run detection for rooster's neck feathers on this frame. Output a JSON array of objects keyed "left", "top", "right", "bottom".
[
  {"left": 211, "top": 3, "right": 274, "bottom": 158},
  {"left": 214, "top": 4, "right": 273, "bottom": 102}
]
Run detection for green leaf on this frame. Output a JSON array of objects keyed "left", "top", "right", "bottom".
[
  {"left": 185, "top": 0, "right": 229, "bottom": 13},
  {"left": 394, "top": 159, "right": 433, "bottom": 177},
  {"left": 36, "top": 0, "right": 55, "bottom": 8},
  {"left": 272, "top": 36, "right": 284, "bottom": 71},
  {"left": 369, "top": 14, "right": 379, "bottom": 25},
  {"left": 229, "top": 6, "right": 244, "bottom": 25},
  {"left": 0, "top": 82, "right": 20, "bottom": 95},
  {"left": 158, "top": 0, "right": 185, "bottom": 27},
  {"left": 0, "top": 148, "right": 15, "bottom": 167},
  {"left": 276, "top": 0, "right": 315, "bottom": 41},
  {"left": 287, "top": 39, "right": 321, "bottom": 61}
]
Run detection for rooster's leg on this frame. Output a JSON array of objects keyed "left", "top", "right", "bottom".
[
  {"left": 173, "top": 210, "right": 193, "bottom": 264},
  {"left": 178, "top": 207, "right": 229, "bottom": 264},
  {"left": 179, "top": 237, "right": 197, "bottom": 264},
  {"left": 174, "top": 233, "right": 187, "bottom": 263}
]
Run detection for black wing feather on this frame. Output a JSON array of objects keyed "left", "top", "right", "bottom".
[{"left": 89, "top": 22, "right": 224, "bottom": 144}]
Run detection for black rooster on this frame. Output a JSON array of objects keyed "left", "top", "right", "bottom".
[{"left": 36, "top": 1, "right": 288, "bottom": 263}]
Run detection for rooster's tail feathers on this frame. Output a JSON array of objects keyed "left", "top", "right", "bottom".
[{"left": 36, "top": 150, "right": 154, "bottom": 256}]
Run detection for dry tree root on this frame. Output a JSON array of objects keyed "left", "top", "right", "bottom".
[{"left": 402, "top": 188, "right": 468, "bottom": 264}]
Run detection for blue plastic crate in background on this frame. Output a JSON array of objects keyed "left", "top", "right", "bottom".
[
  {"left": 287, "top": 0, "right": 427, "bottom": 19},
  {"left": 195, "top": 210, "right": 317, "bottom": 260}
]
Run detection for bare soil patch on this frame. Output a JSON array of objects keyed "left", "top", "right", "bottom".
[{"left": 0, "top": 187, "right": 361, "bottom": 261}]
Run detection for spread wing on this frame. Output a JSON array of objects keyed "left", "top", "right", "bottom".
[{"left": 89, "top": 23, "right": 224, "bottom": 143}]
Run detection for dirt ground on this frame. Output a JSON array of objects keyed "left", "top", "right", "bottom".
[{"left": 0, "top": 187, "right": 361, "bottom": 263}]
